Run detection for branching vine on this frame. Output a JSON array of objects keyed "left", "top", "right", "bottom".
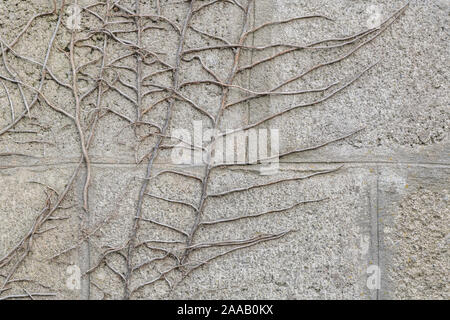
[{"left": 0, "top": 0, "right": 408, "bottom": 299}]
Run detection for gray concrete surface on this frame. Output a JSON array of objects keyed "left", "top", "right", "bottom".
[{"left": 0, "top": 0, "right": 448, "bottom": 299}]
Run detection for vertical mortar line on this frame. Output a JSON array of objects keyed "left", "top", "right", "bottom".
[
  {"left": 79, "top": 0, "right": 90, "bottom": 300},
  {"left": 80, "top": 224, "right": 91, "bottom": 299},
  {"left": 376, "top": 164, "right": 380, "bottom": 300},
  {"left": 68, "top": 0, "right": 92, "bottom": 300},
  {"left": 80, "top": 0, "right": 111, "bottom": 300}
]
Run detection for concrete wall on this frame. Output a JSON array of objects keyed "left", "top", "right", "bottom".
[{"left": 0, "top": 0, "right": 448, "bottom": 299}]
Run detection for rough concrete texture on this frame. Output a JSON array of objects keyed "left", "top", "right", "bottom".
[{"left": 0, "top": 0, "right": 448, "bottom": 300}]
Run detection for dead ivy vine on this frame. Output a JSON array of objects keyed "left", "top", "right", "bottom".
[{"left": 0, "top": 0, "right": 408, "bottom": 299}]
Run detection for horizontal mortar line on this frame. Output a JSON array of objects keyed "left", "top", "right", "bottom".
[
  {"left": 1, "top": 160, "right": 450, "bottom": 170},
  {"left": 274, "top": 160, "right": 450, "bottom": 166}
]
